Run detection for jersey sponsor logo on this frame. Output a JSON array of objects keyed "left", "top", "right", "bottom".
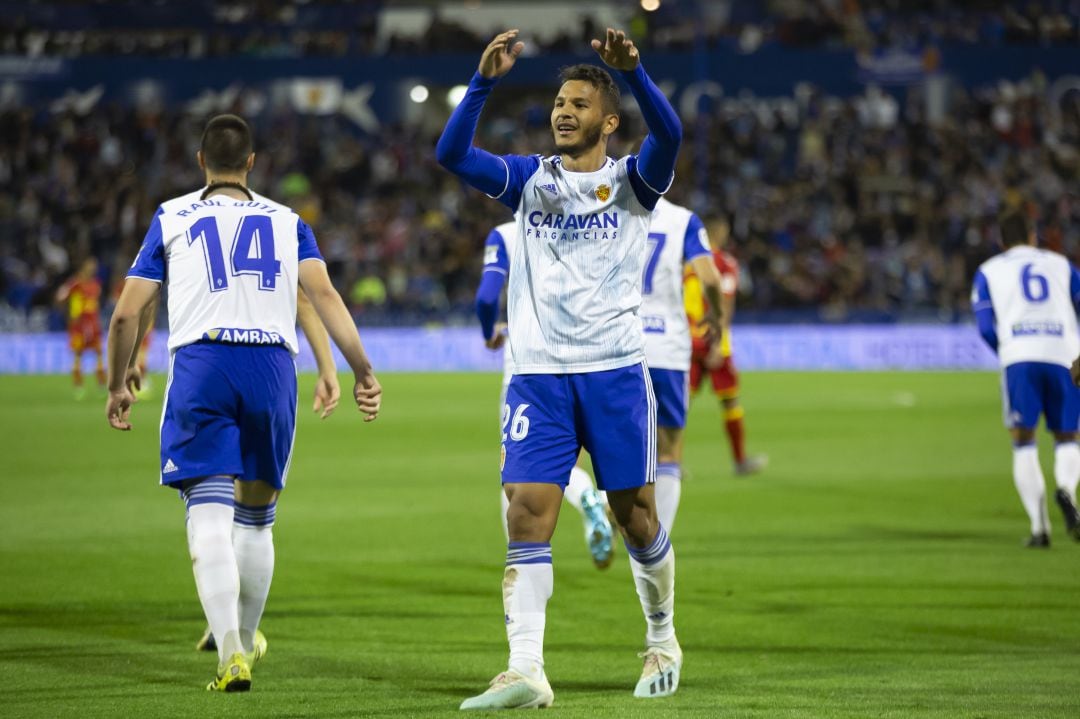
[
  {"left": 594, "top": 184, "right": 611, "bottom": 201},
  {"left": 202, "top": 327, "right": 285, "bottom": 345},
  {"left": 163, "top": 458, "right": 179, "bottom": 474},
  {"left": 1011, "top": 321, "right": 1064, "bottom": 337},
  {"left": 526, "top": 210, "right": 618, "bottom": 230},
  {"left": 642, "top": 315, "right": 666, "bottom": 333},
  {"left": 539, "top": 183, "right": 558, "bottom": 196}
]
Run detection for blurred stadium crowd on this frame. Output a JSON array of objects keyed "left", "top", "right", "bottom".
[
  {"left": 2, "top": 0, "right": 1077, "bottom": 58},
  {"left": 0, "top": 1, "right": 1077, "bottom": 330}
]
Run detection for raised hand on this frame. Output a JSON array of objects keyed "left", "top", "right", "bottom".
[
  {"left": 479, "top": 29, "right": 524, "bottom": 79},
  {"left": 590, "top": 28, "right": 639, "bottom": 71}
]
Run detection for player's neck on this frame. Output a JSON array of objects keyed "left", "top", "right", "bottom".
[
  {"left": 559, "top": 143, "right": 608, "bottom": 173},
  {"left": 203, "top": 175, "right": 252, "bottom": 201}
]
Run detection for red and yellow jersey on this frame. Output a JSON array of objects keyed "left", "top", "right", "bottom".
[
  {"left": 685, "top": 250, "right": 738, "bottom": 355},
  {"left": 58, "top": 279, "right": 102, "bottom": 327}
]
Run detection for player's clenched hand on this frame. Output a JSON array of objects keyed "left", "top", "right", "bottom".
[
  {"left": 591, "top": 28, "right": 639, "bottom": 71},
  {"left": 124, "top": 366, "right": 142, "bottom": 397},
  {"left": 485, "top": 322, "right": 508, "bottom": 350},
  {"left": 354, "top": 373, "right": 382, "bottom": 422},
  {"left": 313, "top": 372, "right": 341, "bottom": 420},
  {"left": 479, "top": 29, "right": 524, "bottom": 79},
  {"left": 106, "top": 388, "right": 135, "bottom": 431}
]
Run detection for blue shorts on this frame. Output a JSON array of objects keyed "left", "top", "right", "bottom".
[
  {"left": 160, "top": 343, "right": 297, "bottom": 489},
  {"left": 1003, "top": 361, "right": 1080, "bottom": 432},
  {"left": 501, "top": 361, "right": 656, "bottom": 492},
  {"left": 649, "top": 368, "right": 688, "bottom": 429}
]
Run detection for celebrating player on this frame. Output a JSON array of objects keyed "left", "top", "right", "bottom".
[
  {"left": 684, "top": 216, "right": 767, "bottom": 475},
  {"left": 476, "top": 219, "right": 616, "bottom": 568},
  {"left": 56, "top": 257, "right": 105, "bottom": 399},
  {"left": 972, "top": 209, "right": 1080, "bottom": 547},
  {"left": 642, "top": 198, "right": 724, "bottom": 530},
  {"left": 105, "top": 114, "right": 381, "bottom": 692},
  {"left": 438, "top": 28, "right": 702, "bottom": 708}
]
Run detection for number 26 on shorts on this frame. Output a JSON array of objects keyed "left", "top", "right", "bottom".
[{"left": 501, "top": 403, "right": 530, "bottom": 442}]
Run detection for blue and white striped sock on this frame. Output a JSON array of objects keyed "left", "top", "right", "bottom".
[
  {"left": 625, "top": 524, "right": 672, "bottom": 566},
  {"left": 180, "top": 475, "right": 235, "bottom": 511},
  {"left": 627, "top": 526, "right": 676, "bottom": 647},
  {"left": 233, "top": 500, "right": 276, "bottom": 654},
  {"left": 504, "top": 542, "right": 553, "bottom": 680},
  {"left": 182, "top": 476, "right": 242, "bottom": 661}
]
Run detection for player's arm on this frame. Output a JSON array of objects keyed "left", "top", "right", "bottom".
[
  {"left": 435, "top": 30, "right": 538, "bottom": 209},
  {"left": 298, "top": 260, "right": 380, "bottom": 422},
  {"left": 684, "top": 213, "right": 722, "bottom": 342},
  {"left": 107, "top": 216, "right": 166, "bottom": 429},
  {"left": 971, "top": 269, "right": 998, "bottom": 353},
  {"left": 476, "top": 227, "right": 509, "bottom": 348},
  {"left": 106, "top": 279, "right": 159, "bottom": 430},
  {"left": 592, "top": 29, "right": 682, "bottom": 210},
  {"left": 297, "top": 286, "right": 340, "bottom": 420},
  {"left": 123, "top": 292, "right": 159, "bottom": 393}
]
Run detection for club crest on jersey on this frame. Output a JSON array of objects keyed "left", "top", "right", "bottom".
[
  {"left": 203, "top": 327, "right": 284, "bottom": 345},
  {"left": 594, "top": 184, "right": 611, "bottom": 202}
]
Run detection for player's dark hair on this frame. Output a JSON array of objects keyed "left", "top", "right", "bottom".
[
  {"left": 200, "top": 114, "right": 253, "bottom": 173},
  {"left": 999, "top": 209, "right": 1031, "bottom": 248},
  {"left": 558, "top": 64, "right": 620, "bottom": 115}
]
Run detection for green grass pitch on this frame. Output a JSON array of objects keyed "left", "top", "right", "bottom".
[{"left": 1, "top": 371, "right": 1078, "bottom": 718}]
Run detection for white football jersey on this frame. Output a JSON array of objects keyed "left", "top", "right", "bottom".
[
  {"left": 128, "top": 187, "right": 324, "bottom": 355},
  {"left": 973, "top": 245, "right": 1080, "bottom": 368},
  {"left": 640, "top": 198, "right": 712, "bottom": 371},
  {"left": 506, "top": 155, "right": 653, "bottom": 373}
]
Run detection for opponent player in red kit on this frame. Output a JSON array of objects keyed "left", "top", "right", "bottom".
[
  {"left": 684, "top": 217, "right": 767, "bottom": 475},
  {"left": 56, "top": 257, "right": 106, "bottom": 399}
]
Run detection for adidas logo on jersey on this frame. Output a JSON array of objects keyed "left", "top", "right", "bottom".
[
  {"left": 539, "top": 183, "right": 557, "bottom": 196},
  {"left": 163, "top": 458, "right": 179, "bottom": 474}
]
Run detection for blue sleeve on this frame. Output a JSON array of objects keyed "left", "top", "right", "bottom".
[
  {"left": 622, "top": 64, "right": 682, "bottom": 211},
  {"left": 482, "top": 229, "right": 510, "bottom": 275},
  {"left": 971, "top": 270, "right": 998, "bottom": 353},
  {"left": 435, "top": 72, "right": 540, "bottom": 210},
  {"left": 1070, "top": 265, "right": 1080, "bottom": 312},
  {"left": 475, "top": 272, "right": 505, "bottom": 341},
  {"left": 682, "top": 213, "right": 711, "bottom": 262},
  {"left": 127, "top": 215, "right": 166, "bottom": 282},
  {"left": 297, "top": 219, "right": 324, "bottom": 263}
]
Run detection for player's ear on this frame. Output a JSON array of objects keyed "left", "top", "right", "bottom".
[
  {"left": 196, "top": 151, "right": 205, "bottom": 171},
  {"left": 602, "top": 113, "right": 619, "bottom": 138},
  {"left": 247, "top": 153, "right": 255, "bottom": 171}
]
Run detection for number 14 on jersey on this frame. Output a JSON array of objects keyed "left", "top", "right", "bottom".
[{"left": 187, "top": 215, "right": 281, "bottom": 293}]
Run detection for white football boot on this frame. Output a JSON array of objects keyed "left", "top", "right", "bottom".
[
  {"left": 633, "top": 641, "right": 682, "bottom": 698},
  {"left": 460, "top": 669, "right": 554, "bottom": 710}
]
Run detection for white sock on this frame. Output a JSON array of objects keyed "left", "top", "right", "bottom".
[
  {"left": 187, "top": 502, "right": 243, "bottom": 662},
  {"left": 1013, "top": 444, "right": 1050, "bottom": 535},
  {"left": 500, "top": 490, "right": 510, "bottom": 539},
  {"left": 625, "top": 526, "right": 676, "bottom": 647},
  {"left": 1054, "top": 442, "right": 1080, "bottom": 501},
  {"left": 504, "top": 543, "right": 553, "bottom": 681},
  {"left": 232, "top": 502, "right": 276, "bottom": 655},
  {"left": 563, "top": 466, "right": 593, "bottom": 515},
  {"left": 655, "top": 463, "right": 682, "bottom": 532}
]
